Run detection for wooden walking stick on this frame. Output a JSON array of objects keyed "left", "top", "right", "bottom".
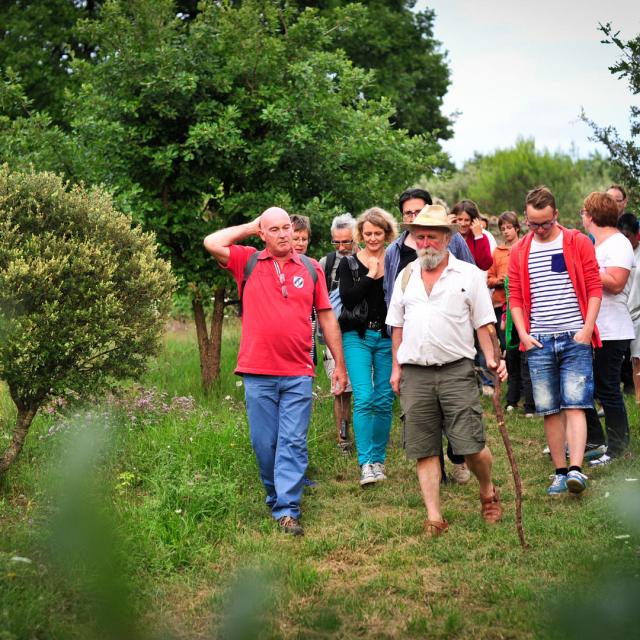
[{"left": 486, "top": 324, "right": 529, "bottom": 550}]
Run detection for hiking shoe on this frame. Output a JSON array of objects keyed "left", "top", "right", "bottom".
[
  {"left": 584, "top": 444, "right": 607, "bottom": 461},
  {"left": 589, "top": 453, "right": 614, "bottom": 468},
  {"left": 547, "top": 474, "right": 567, "bottom": 495},
  {"left": 566, "top": 470, "right": 588, "bottom": 494},
  {"left": 480, "top": 487, "right": 502, "bottom": 523},
  {"left": 360, "top": 463, "right": 376, "bottom": 486},
  {"left": 424, "top": 519, "right": 449, "bottom": 537},
  {"left": 337, "top": 441, "right": 352, "bottom": 456},
  {"left": 372, "top": 462, "right": 387, "bottom": 481},
  {"left": 450, "top": 462, "right": 471, "bottom": 485},
  {"left": 277, "top": 515, "right": 304, "bottom": 536}
]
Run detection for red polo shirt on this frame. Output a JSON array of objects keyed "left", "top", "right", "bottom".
[{"left": 223, "top": 245, "right": 331, "bottom": 376}]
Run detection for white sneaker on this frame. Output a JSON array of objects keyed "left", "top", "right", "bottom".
[
  {"left": 372, "top": 462, "right": 387, "bottom": 481},
  {"left": 449, "top": 462, "right": 471, "bottom": 485},
  {"left": 359, "top": 463, "right": 376, "bottom": 486},
  {"left": 589, "top": 453, "right": 614, "bottom": 468},
  {"left": 506, "top": 405, "right": 515, "bottom": 412}
]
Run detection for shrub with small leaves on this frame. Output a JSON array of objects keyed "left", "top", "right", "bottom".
[{"left": 0, "top": 166, "right": 175, "bottom": 473}]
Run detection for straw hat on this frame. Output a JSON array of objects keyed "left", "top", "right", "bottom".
[{"left": 401, "top": 204, "right": 458, "bottom": 233}]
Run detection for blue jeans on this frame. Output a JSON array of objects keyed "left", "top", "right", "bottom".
[
  {"left": 342, "top": 330, "right": 394, "bottom": 466},
  {"left": 585, "top": 339, "right": 631, "bottom": 457},
  {"left": 527, "top": 332, "right": 594, "bottom": 415},
  {"left": 243, "top": 375, "right": 312, "bottom": 520}
]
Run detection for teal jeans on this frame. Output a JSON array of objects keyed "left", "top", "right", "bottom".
[{"left": 342, "top": 329, "right": 394, "bottom": 465}]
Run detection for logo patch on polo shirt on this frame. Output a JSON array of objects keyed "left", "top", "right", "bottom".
[{"left": 293, "top": 276, "right": 304, "bottom": 288}]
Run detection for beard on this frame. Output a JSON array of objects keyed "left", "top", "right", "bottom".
[{"left": 418, "top": 247, "right": 448, "bottom": 271}]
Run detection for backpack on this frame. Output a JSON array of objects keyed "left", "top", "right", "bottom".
[
  {"left": 399, "top": 263, "right": 413, "bottom": 293},
  {"left": 324, "top": 251, "right": 339, "bottom": 292},
  {"left": 240, "top": 251, "right": 318, "bottom": 315}
]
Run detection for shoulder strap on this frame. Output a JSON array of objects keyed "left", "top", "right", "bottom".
[
  {"left": 400, "top": 263, "right": 412, "bottom": 293},
  {"left": 239, "top": 251, "right": 260, "bottom": 316},
  {"left": 299, "top": 253, "right": 318, "bottom": 284},
  {"left": 324, "top": 251, "right": 337, "bottom": 290},
  {"left": 346, "top": 254, "right": 360, "bottom": 282}
]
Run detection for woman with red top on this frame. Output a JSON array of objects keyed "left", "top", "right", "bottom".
[{"left": 451, "top": 199, "right": 494, "bottom": 271}]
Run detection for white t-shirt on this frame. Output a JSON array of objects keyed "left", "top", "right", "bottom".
[
  {"left": 529, "top": 232, "right": 584, "bottom": 334},
  {"left": 595, "top": 232, "right": 635, "bottom": 340},
  {"left": 385, "top": 254, "right": 495, "bottom": 366},
  {"left": 627, "top": 243, "right": 640, "bottom": 322}
]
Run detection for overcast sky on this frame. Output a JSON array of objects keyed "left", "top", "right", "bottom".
[{"left": 416, "top": 0, "right": 639, "bottom": 166}]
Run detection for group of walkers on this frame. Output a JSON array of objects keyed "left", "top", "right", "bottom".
[{"left": 203, "top": 183, "right": 636, "bottom": 537}]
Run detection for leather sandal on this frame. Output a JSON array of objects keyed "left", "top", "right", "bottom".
[
  {"left": 480, "top": 486, "right": 502, "bottom": 524},
  {"left": 424, "top": 519, "right": 449, "bottom": 537}
]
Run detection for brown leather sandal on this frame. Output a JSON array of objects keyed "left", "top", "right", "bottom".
[
  {"left": 480, "top": 487, "right": 503, "bottom": 524},
  {"left": 424, "top": 519, "right": 449, "bottom": 537}
]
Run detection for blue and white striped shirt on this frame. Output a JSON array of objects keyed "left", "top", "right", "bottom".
[{"left": 529, "top": 232, "right": 583, "bottom": 334}]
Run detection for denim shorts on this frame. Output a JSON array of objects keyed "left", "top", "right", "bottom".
[{"left": 527, "top": 332, "right": 594, "bottom": 415}]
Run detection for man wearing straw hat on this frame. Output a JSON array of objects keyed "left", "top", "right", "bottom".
[{"left": 386, "top": 204, "right": 507, "bottom": 536}]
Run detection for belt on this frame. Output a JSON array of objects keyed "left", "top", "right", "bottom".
[
  {"left": 406, "top": 357, "right": 466, "bottom": 369},
  {"left": 367, "top": 321, "right": 382, "bottom": 331}
]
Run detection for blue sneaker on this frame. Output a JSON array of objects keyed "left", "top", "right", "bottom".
[
  {"left": 566, "top": 470, "right": 588, "bottom": 494},
  {"left": 547, "top": 474, "right": 567, "bottom": 495}
]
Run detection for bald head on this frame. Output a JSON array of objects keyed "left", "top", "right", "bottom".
[
  {"left": 260, "top": 206, "right": 290, "bottom": 230},
  {"left": 258, "top": 206, "right": 293, "bottom": 257}
]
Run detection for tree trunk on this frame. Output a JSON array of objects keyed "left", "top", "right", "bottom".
[
  {"left": 0, "top": 404, "right": 38, "bottom": 475},
  {"left": 192, "top": 285, "right": 226, "bottom": 392}
]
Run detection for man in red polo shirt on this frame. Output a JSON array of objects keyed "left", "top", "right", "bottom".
[{"left": 204, "top": 207, "right": 347, "bottom": 536}]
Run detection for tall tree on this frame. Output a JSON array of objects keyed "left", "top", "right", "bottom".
[
  {"left": 13, "top": 0, "right": 442, "bottom": 390},
  {"left": 295, "top": 0, "right": 452, "bottom": 138},
  {"left": 582, "top": 23, "right": 640, "bottom": 204},
  {"left": 0, "top": 1, "right": 452, "bottom": 140},
  {"left": 0, "top": 0, "right": 101, "bottom": 121}
]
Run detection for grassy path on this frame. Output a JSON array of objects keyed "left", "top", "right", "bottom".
[{"left": 1, "top": 323, "right": 639, "bottom": 639}]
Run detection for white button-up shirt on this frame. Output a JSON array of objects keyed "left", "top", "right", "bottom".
[{"left": 385, "top": 253, "right": 495, "bottom": 366}]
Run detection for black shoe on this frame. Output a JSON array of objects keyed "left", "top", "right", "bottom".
[{"left": 278, "top": 515, "right": 304, "bottom": 536}]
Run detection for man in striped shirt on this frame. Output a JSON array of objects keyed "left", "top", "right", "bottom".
[{"left": 508, "top": 186, "right": 602, "bottom": 496}]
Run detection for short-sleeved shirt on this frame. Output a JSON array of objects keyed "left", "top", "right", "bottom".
[
  {"left": 223, "top": 245, "right": 331, "bottom": 376},
  {"left": 529, "top": 232, "right": 583, "bottom": 334},
  {"left": 595, "top": 232, "right": 635, "bottom": 340},
  {"left": 386, "top": 254, "right": 495, "bottom": 366}
]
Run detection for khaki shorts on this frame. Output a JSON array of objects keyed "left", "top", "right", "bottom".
[
  {"left": 323, "top": 348, "right": 352, "bottom": 393},
  {"left": 400, "top": 359, "right": 485, "bottom": 459}
]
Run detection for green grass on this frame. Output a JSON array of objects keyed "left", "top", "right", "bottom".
[{"left": 1, "top": 321, "right": 639, "bottom": 639}]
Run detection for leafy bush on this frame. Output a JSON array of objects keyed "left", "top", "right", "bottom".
[{"left": 0, "top": 167, "right": 174, "bottom": 473}]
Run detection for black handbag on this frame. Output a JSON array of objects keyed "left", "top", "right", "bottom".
[{"left": 338, "top": 255, "right": 369, "bottom": 325}]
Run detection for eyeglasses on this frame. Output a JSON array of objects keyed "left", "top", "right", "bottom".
[
  {"left": 330, "top": 240, "right": 353, "bottom": 246},
  {"left": 279, "top": 273, "right": 288, "bottom": 298},
  {"left": 526, "top": 218, "right": 556, "bottom": 230},
  {"left": 402, "top": 210, "right": 421, "bottom": 218}
]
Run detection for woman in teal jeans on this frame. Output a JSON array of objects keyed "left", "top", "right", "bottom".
[{"left": 337, "top": 207, "right": 397, "bottom": 487}]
